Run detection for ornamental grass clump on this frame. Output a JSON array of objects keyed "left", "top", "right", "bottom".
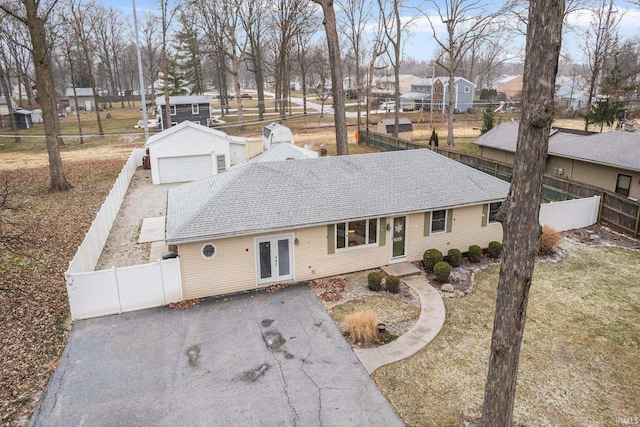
[
  {"left": 539, "top": 225, "right": 562, "bottom": 255},
  {"left": 343, "top": 311, "right": 379, "bottom": 344}
]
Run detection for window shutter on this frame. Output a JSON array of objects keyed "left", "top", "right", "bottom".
[
  {"left": 327, "top": 224, "right": 335, "bottom": 254},
  {"left": 446, "top": 209, "right": 453, "bottom": 233},
  {"left": 482, "top": 204, "right": 489, "bottom": 227},
  {"left": 424, "top": 212, "right": 431, "bottom": 236},
  {"left": 379, "top": 218, "right": 386, "bottom": 246}
]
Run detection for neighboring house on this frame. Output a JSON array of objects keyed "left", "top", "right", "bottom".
[
  {"left": 474, "top": 122, "right": 640, "bottom": 200},
  {"left": 241, "top": 142, "right": 318, "bottom": 166},
  {"left": 371, "top": 74, "right": 420, "bottom": 96},
  {"left": 432, "top": 77, "right": 476, "bottom": 113},
  {"left": 492, "top": 75, "right": 523, "bottom": 98},
  {"left": 155, "top": 95, "right": 213, "bottom": 130},
  {"left": 12, "top": 109, "right": 33, "bottom": 129},
  {"left": 377, "top": 118, "right": 413, "bottom": 140},
  {"left": 165, "top": 149, "right": 509, "bottom": 299},
  {"left": 144, "top": 121, "right": 262, "bottom": 185},
  {"left": 555, "top": 75, "right": 589, "bottom": 111},
  {"left": 263, "top": 123, "right": 294, "bottom": 150},
  {"left": 65, "top": 88, "right": 97, "bottom": 111},
  {"left": 399, "top": 77, "right": 433, "bottom": 111},
  {"left": 0, "top": 95, "right": 9, "bottom": 116}
]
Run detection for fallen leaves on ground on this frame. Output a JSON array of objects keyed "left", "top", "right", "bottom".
[
  {"left": 0, "top": 158, "right": 127, "bottom": 425},
  {"left": 309, "top": 277, "right": 345, "bottom": 302},
  {"left": 169, "top": 299, "right": 200, "bottom": 310},
  {"left": 263, "top": 284, "right": 287, "bottom": 293}
]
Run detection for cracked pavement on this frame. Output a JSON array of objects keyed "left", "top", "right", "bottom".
[{"left": 30, "top": 284, "right": 404, "bottom": 426}]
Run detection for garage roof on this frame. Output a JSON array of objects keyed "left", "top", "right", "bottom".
[
  {"left": 145, "top": 121, "right": 251, "bottom": 147},
  {"left": 474, "top": 122, "right": 640, "bottom": 172},
  {"left": 166, "top": 149, "right": 509, "bottom": 244},
  {"left": 155, "top": 95, "right": 212, "bottom": 105}
]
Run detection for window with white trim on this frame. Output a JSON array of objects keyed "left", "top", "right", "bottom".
[
  {"left": 192, "top": 104, "right": 199, "bottom": 114},
  {"left": 615, "top": 174, "right": 631, "bottom": 197},
  {"left": 464, "top": 86, "right": 470, "bottom": 93},
  {"left": 170, "top": 105, "right": 176, "bottom": 115},
  {"left": 430, "top": 210, "right": 447, "bottom": 234},
  {"left": 336, "top": 218, "right": 378, "bottom": 250},
  {"left": 488, "top": 202, "right": 502, "bottom": 223}
]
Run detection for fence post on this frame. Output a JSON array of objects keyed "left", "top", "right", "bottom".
[
  {"left": 113, "top": 266, "right": 123, "bottom": 314},
  {"left": 635, "top": 208, "right": 640, "bottom": 239},
  {"left": 598, "top": 192, "right": 605, "bottom": 222},
  {"left": 158, "top": 260, "right": 167, "bottom": 305}
]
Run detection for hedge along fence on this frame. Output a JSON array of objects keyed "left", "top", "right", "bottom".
[{"left": 360, "top": 130, "right": 640, "bottom": 239}]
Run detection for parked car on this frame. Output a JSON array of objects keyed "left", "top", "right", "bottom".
[
  {"left": 379, "top": 100, "right": 396, "bottom": 111},
  {"left": 216, "top": 94, "right": 235, "bottom": 100},
  {"left": 240, "top": 93, "right": 253, "bottom": 100}
]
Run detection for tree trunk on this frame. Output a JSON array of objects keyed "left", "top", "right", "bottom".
[
  {"left": 315, "top": 0, "right": 348, "bottom": 155},
  {"left": 24, "top": 0, "right": 71, "bottom": 191},
  {"left": 479, "top": 0, "right": 564, "bottom": 424},
  {"left": 0, "top": 64, "right": 21, "bottom": 143}
]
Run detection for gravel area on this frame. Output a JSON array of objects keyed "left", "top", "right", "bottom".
[{"left": 95, "top": 168, "right": 180, "bottom": 269}]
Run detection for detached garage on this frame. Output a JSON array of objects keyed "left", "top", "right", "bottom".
[{"left": 145, "top": 121, "right": 232, "bottom": 185}]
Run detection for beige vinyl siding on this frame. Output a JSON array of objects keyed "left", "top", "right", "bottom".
[
  {"left": 545, "top": 156, "right": 574, "bottom": 179},
  {"left": 178, "top": 204, "right": 503, "bottom": 300},
  {"left": 570, "top": 160, "right": 640, "bottom": 199},
  {"left": 479, "top": 147, "right": 514, "bottom": 165}
]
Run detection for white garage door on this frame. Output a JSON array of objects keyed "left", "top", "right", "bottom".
[{"left": 158, "top": 155, "right": 213, "bottom": 184}]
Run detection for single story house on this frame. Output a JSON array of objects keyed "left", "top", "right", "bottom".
[
  {"left": 492, "top": 75, "right": 523, "bottom": 98},
  {"left": 371, "top": 74, "right": 420, "bottom": 96},
  {"left": 262, "top": 123, "right": 294, "bottom": 150},
  {"left": 144, "top": 121, "right": 262, "bottom": 184},
  {"left": 377, "top": 118, "right": 413, "bottom": 140},
  {"left": 474, "top": 122, "right": 640, "bottom": 200},
  {"left": 65, "top": 88, "right": 97, "bottom": 111},
  {"left": 165, "top": 149, "right": 509, "bottom": 299},
  {"left": 155, "top": 95, "right": 213, "bottom": 129}
]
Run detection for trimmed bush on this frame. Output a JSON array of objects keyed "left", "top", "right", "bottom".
[
  {"left": 386, "top": 275, "right": 400, "bottom": 294},
  {"left": 447, "top": 249, "right": 462, "bottom": 267},
  {"left": 468, "top": 245, "right": 483, "bottom": 263},
  {"left": 343, "top": 311, "right": 378, "bottom": 344},
  {"left": 539, "top": 225, "right": 562, "bottom": 255},
  {"left": 423, "top": 248, "right": 444, "bottom": 272},
  {"left": 433, "top": 261, "right": 451, "bottom": 282},
  {"left": 368, "top": 271, "right": 382, "bottom": 291},
  {"left": 488, "top": 241, "right": 503, "bottom": 259}
]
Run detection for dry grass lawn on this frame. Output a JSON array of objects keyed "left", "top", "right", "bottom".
[{"left": 373, "top": 241, "right": 640, "bottom": 426}]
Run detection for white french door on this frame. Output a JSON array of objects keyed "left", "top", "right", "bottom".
[{"left": 256, "top": 235, "right": 294, "bottom": 285}]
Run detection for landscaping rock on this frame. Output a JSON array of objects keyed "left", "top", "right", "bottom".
[{"left": 441, "top": 283, "right": 455, "bottom": 293}]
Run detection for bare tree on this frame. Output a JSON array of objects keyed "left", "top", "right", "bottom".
[
  {"left": 0, "top": 0, "right": 71, "bottom": 191},
  {"left": 479, "top": 0, "right": 564, "bottom": 424},
  {"left": 140, "top": 13, "right": 161, "bottom": 94},
  {"left": 0, "top": 21, "right": 22, "bottom": 143},
  {"left": 365, "top": 18, "right": 388, "bottom": 132},
  {"left": 312, "top": 0, "right": 348, "bottom": 155},
  {"left": 240, "top": 0, "right": 269, "bottom": 121},
  {"left": 59, "top": 24, "right": 84, "bottom": 144},
  {"left": 579, "top": 0, "right": 621, "bottom": 131},
  {"left": 159, "top": 0, "right": 175, "bottom": 129},
  {"left": 420, "top": 0, "right": 508, "bottom": 146}
]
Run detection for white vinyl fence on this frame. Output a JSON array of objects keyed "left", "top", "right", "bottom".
[
  {"left": 65, "top": 148, "right": 183, "bottom": 321},
  {"left": 539, "top": 196, "right": 600, "bottom": 231}
]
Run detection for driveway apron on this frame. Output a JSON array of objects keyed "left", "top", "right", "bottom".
[{"left": 30, "top": 284, "right": 403, "bottom": 427}]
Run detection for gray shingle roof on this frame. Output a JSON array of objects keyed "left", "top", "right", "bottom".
[
  {"left": 155, "top": 95, "right": 212, "bottom": 105},
  {"left": 65, "top": 88, "right": 95, "bottom": 97},
  {"left": 244, "top": 144, "right": 317, "bottom": 164},
  {"left": 474, "top": 122, "right": 640, "bottom": 172},
  {"left": 166, "top": 149, "right": 509, "bottom": 244}
]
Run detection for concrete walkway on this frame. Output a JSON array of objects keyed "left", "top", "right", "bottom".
[{"left": 354, "top": 275, "right": 446, "bottom": 374}]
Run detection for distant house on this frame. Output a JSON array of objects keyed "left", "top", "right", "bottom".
[
  {"left": 377, "top": 118, "right": 413, "bottom": 140},
  {"left": 65, "top": 88, "right": 97, "bottom": 111},
  {"left": 155, "top": 95, "right": 212, "bottom": 130},
  {"left": 401, "top": 77, "right": 475, "bottom": 113},
  {"left": 474, "top": 122, "right": 640, "bottom": 200},
  {"left": 144, "top": 121, "right": 262, "bottom": 184},
  {"left": 165, "top": 149, "right": 508, "bottom": 299},
  {"left": 492, "top": 75, "right": 523, "bottom": 98},
  {"left": 555, "top": 75, "right": 589, "bottom": 111},
  {"left": 371, "top": 74, "right": 420, "bottom": 96}
]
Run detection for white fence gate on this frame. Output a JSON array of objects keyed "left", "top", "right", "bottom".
[
  {"left": 539, "top": 196, "right": 600, "bottom": 231},
  {"left": 65, "top": 148, "right": 183, "bottom": 321}
]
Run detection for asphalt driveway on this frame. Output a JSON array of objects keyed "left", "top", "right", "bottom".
[{"left": 31, "top": 284, "right": 403, "bottom": 426}]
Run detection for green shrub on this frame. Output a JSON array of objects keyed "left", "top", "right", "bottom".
[
  {"left": 433, "top": 261, "right": 451, "bottom": 282},
  {"left": 368, "top": 271, "right": 382, "bottom": 291},
  {"left": 447, "top": 249, "right": 462, "bottom": 267},
  {"left": 423, "top": 248, "right": 444, "bottom": 272},
  {"left": 488, "top": 241, "right": 503, "bottom": 259},
  {"left": 386, "top": 275, "right": 400, "bottom": 293},
  {"left": 468, "top": 245, "right": 483, "bottom": 263}
]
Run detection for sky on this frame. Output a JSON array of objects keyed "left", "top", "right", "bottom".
[{"left": 106, "top": 0, "right": 640, "bottom": 65}]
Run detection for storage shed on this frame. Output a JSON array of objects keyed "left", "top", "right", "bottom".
[
  {"left": 377, "top": 118, "right": 413, "bottom": 141},
  {"left": 144, "top": 121, "right": 242, "bottom": 185},
  {"left": 262, "top": 123, "right": 294, "bottom": 150}
]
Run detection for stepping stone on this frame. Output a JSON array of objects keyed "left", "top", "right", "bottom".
[
  {"left": 381, "top": 262, "right": 422, "bottom": 278},
  {"left": 138, "top": 216, "right": 165, "bottom": 243}
]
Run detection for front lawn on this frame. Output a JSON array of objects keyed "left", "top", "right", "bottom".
[{"left": 374, "top": 241, "right": 640, "bottom": 426}]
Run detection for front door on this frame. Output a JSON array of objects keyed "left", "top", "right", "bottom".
[
  {"left": 256, "top": 235, "right": 293, "bottom": 285},
  {"left": 390, "top": 216, "right": 407, "bottom": 262}
]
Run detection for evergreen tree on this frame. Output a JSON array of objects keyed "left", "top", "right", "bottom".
[
  {"left": 174, "top": 13, "right": 205, "bottom": 95},
  {"left": 480, "top": 105, "right": 496, "bottom": 135},
  {"left": 587, "top": 98, "right": 625, "bottom": 132},
  {"left": 429, "top": 129, "right": 439, "bottom": 147}
]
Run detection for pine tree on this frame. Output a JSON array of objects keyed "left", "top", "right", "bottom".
[{"left": 480, "top": 106, "right": 496, "bottom": 135}]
